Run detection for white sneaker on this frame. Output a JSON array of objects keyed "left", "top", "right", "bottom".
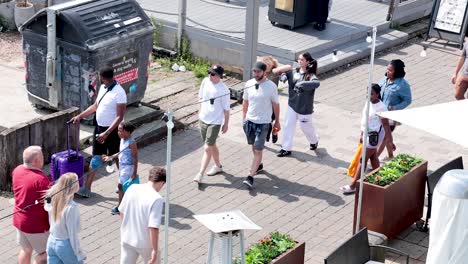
[
  {"left": 340, "top": 185, "right": 356, "bottom": 194},
  {"left": 193, "top": 173, "right": 203, "bottom": 183},
  {"left": 206, "top": 165, "right": 223, "bottom": 176},
  {"left": 379, "top": 156, "right": 392, "bottom": 163}
]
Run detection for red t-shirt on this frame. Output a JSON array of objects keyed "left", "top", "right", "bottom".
[{"left": 12, "top": 165, "right": 51, "bottom": 234}]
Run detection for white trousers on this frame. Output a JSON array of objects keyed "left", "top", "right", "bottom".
[
  {"left": 121, "top": 243, "right": 160, "bottom": 264},
  {"left": 281, "top": 106, "right": 319, "bottom": 151}
]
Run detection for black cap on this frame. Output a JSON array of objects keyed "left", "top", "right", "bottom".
[
  {"left": 253, "top": 61, "right": 267, "bottom": 72},
  {"left": 208, "top": 65, "right": 224, "bottom": 78}
]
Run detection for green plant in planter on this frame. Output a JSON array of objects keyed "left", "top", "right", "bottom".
[
  {"left": 364, "top": 154, "right": 423, "bottom": 186},
  {"left": 233, "top": 232, "right": 296, "bottom": 264}
]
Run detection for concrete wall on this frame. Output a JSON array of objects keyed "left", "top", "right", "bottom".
[
  {"left": 392, "top": 0, "right": 434, "bottom": 25},
  {"left": 158, "top": 22, "right": 245, "bottom": 68},
  {"left": 0, "top": 107, "right": 79, "bottom": 191},
  {"left": 0, "top": 0, "right": 16, "bottom": 30}
]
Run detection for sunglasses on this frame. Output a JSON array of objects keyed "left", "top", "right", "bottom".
[{"left": 209, "top": 73, "right": 216, "bottom": 76}]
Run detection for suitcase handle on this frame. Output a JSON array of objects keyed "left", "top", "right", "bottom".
[{"left": 67, "top": 122, "right": 80, "bottom": 157}]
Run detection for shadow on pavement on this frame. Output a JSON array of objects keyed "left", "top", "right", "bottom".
[
  {"left": 161, "top": 203, "right": 194, "bottom": 230},
  {"left": 74, "top": 192, "right": 118, "bottom": 207},
  {"left": 266, "top": 146, "right": 350, "bottom": 170},
  {"left": 198, "top": 172, "right": 345, "bottom": 206}
]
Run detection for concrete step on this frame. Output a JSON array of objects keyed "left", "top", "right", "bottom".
[
  {"left": 132, "top": 119, "right": 169, "bottom": 148},
  {"left": 143, "top": 71, "right": 198, "bottom": 104},
  {"left": 316, "top": 29, "right": 410, "bottom": 75},
  {"left": 78, "top": 105, "right": 164, "bottom": 149},
  {"left": 296, "top": 22, "right": 392, "bottom": 63},
  {"left": 315, "top": 18, "right": 429, "bottom": 75}
]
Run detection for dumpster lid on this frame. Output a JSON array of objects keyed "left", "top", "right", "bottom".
[{"left": 21, "top": 0, "right": 153, "bottom": 46}]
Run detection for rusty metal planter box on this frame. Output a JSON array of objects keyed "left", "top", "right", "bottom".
[
  {"left": 270, "top": 241, "right": 305, "bottom": 264},
  {"left": 353, "top": 161, "right": 427, "bottom": 239}
]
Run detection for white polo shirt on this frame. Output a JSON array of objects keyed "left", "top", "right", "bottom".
[{"left": 95, "top": 82, "right": 127, "bottom": 127}]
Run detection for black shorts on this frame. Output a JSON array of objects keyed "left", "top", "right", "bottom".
[{"left": 92, "top": 125, "right": 120, "bottom": 156}]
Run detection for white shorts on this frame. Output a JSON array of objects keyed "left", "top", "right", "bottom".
[{"left": 120, "top": 243, "right": 160, "bottom": 264}]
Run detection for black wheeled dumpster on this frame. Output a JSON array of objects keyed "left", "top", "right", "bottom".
[
  {"left": 268, "top": 0, "right": 312, "bottom": 29},
  {"left": 20, "top": 0, "right": 154, "bottom": 113}
]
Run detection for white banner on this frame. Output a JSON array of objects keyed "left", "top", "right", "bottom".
[{"left": 434, "top": 0, "right": 468, "bottom": 33}]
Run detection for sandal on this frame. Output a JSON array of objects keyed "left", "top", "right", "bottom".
[{"left": 340, "top": 185, "right": 356, "bottom": 194}]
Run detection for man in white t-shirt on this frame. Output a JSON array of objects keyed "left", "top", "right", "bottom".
[
  {"left": 193, "top": 65, "right": 230, "bottom": 184},
  {"left": 119, "top": 166, "right": 166, "bottom": 264},
  {"left": 242, "top": 62, "right": 280, "bottom": 188},
  {"left": 71, "top": 67, "right": 127, "bottom": 198}
]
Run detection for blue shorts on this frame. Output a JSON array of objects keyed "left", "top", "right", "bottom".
[{"left": 243, "top": 121, "right": 269, "bottom": 150}]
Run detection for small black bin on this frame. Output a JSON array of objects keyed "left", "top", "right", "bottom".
[
  {"left": 20, "top": 0, "right": 154, "bottom": 113},
  {"left": 268, "top": 0, "right": 312, "bottom": 29}
]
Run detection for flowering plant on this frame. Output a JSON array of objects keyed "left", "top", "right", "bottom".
[
  {"left": 364, "top": 154, "right": 423, "bottom": 186},
  {"left": 234, "top": 232, "right": 296, "bottom": 264}
]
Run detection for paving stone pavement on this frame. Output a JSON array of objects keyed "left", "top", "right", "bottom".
[{"left": 1, "top": 38, "right": 468, "bottom": 264}]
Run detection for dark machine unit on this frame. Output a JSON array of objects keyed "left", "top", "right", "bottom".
[
  {"left": 20, "top": 0, "right": 154, "bottom": 116},
  {"left": 268, "top": 0, "right": 312, "bottom": 30},
  {"left": 268, "top": 0, "right": 329, "bottom": 30}
]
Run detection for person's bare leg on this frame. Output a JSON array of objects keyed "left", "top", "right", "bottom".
[
  {"left": 369, "top": 151, "right": 380, "bottom": 170},
  {"left": 85, "top": 170, "right": 96, "bottom": 190},
  {"left": 376, "top": 134, "right": 387, "bottom": 158},
  {"left": 250, "top": 149, "right": 263, "bottom": 176},
  {"left": 351, "top": 148, "right": 376, "bottom": 188},
  {"left": 18, "top": 248, "right": 32, "bottom": 264},
  {"left": 386, "top": 139, "right": 394, "bottom": 159},
  {"left": 117, "top": 184, "right": 124, "bottom": 207},
  {"left": 33, "top": 252, "right": 47, "bottom": 264},
  {"left": 199, "top": 145, "right": 213, "bottom": 175},
  {"left": 211, "top": 144, "right": 221, "bottom": 168},
  {"left": 454, "top": 76, "right": 468, "bottom": 100}
]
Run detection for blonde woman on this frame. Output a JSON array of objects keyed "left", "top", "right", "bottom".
[
  {"left": 46, "top": 173, "right": 86, "bottom": 264},
  {"left": 261, "top": 56, "right": 292, "bottom": 143}
]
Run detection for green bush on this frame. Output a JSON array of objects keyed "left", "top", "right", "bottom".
[
  {"left": 233, "top": 232, "right": 296, "bottom": 264},
  {"left": 364, "top": 154, "right": 423, "bottom": 186}
]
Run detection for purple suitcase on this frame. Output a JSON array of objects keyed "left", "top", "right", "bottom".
[{"left": 50, "top": 123, "right": 84, "bottom": 186}]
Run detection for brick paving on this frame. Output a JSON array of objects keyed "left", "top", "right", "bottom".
[{"left": 1, "top": 38, "right": 468, "bottom": 264}]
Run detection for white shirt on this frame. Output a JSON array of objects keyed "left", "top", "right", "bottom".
[
  {"left": 119, "top": 183, "right": 164, "bottom": 249},
  {"left": 361, "top": 100, "right": 387, "bottom": 132},
  {"left": 48, "top": 201, "right": 86, "bottom": 261},
  {"left": 198, "top": 77, "right": 230, "bottom": 125},
  {"left": 95, "top": 82, "right": 127, "bottom": 127},
  {"left": 242, "top": 79, "right": 279, "bottom": 124}
]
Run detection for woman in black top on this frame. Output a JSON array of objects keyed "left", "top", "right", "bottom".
[{"left": 277, "top": 52, "right": 320, "bottom": 157}]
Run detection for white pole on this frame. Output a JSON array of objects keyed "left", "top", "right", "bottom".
[
  {"left": 164, "top": 109, "right": 174, "bottom": 264},
  {"left": 356, "top": 26, "right": 377, "bottom": 234}
]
